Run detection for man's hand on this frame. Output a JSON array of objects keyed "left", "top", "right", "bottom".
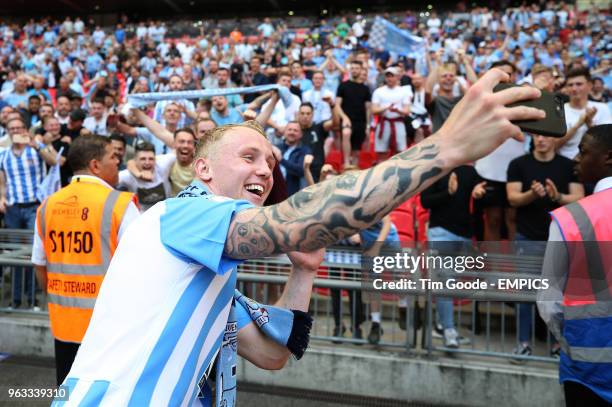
[
  {"left": 242, "top": 108, "right": 257, "bottom": 121},
  {"left": 531, "top": 180, "right": 546, "bottom": 198},
  {"left": 319, "top": 164, "right": 336, "bottom": 180},
  {"left": 0, "top": 196, "right": 7, "bottom": 213},
  {"left": 271, "top": 145, "right": 282, "bottom": 162},
  {"left": 303, "top": 154, "right": 314, "bottom": 169},
  {"left": 60, "top": 136, "right": 72, "bottom": 144},
  {"left": 42, "top": 131, "right": 57, "bottom": 145},
  {"left": 287, "top": 248, "right": 325, "bottom": 273},
  {"left": 472, "top": 181, "right": 487, "bottom": 199},
  {"left": 448, "top": 172, "right": 458, "bottom": 195},
  {"left": 436, "top": 68, "right": 545, "bottom": 168},
  {"left": 545, "top": 178, "right": 560, "bottom": 202},
  {"left": 582, "top": 106, "right": 597, "bottom": 128},
  {"left": 138, "top": 170, "right": 154, "bottom": 182}
]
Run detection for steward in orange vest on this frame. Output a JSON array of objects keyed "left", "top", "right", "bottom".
[
  {"left": 32, "top": 135, "right": 139, "bottom": 386},
  {"left": 538, "top": 125, "right": 612, "bottom": 407}
]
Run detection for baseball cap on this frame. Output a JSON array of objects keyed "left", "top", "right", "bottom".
[{"left": 384, "top": 66, "right": 400, "bottom": 75}]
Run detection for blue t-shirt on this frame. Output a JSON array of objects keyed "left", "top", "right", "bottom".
[
  {"left": 210, "top": 108, "right": 243, "bottom": 126},
  {"left": 160, "top": 181, "right": 254, "bottom": 274}
]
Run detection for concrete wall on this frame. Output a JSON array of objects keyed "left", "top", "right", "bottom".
[
  {"left": 239, "top": 347, "right": 563, "bottom": 407},
  {"left": 1, "top": 313, "right": 563, "bottom": 406}
]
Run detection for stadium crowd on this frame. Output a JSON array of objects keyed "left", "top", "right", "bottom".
[{"left": 0, "top": 1, "right": 611, "bottom": 358}]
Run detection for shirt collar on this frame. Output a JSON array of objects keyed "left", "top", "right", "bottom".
[
  {"left": 70, "top": 174, "right": 113, "bottom": 189},
  {"left": 594, "top": 176, "right": 612, "bottom": 193}
]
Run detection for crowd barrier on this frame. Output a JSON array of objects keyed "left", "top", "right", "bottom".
[{"left": 0, "top": 229, "right": 558, "bottom": 364}]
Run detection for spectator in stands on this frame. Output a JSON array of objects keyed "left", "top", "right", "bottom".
[
  {"left": 589, "top": 77, "right": 609, "bottom": 103},
  {"left": 152, "top": 74, "right": 196, "bottom": 128},
  {"left": 557, "top": 68, "right": 611, "bottom": 160},
  {"left": 55, "top": 96, "right": 72, "bottom": 126},
  {"left": 297, "top": 101, "right": 339, "bottom": 182},
  {"left": 422, "top": 165, "right": 484, "bottom": 348},
  {"left": 117, "top": 141, "right": 171, "bottom": 211},
  {"left": 302, "top": 71, "right": 334, "bottom": 125},
  {"left": 0, "top": 117, "right": 57, "bottom": 309},
  {"left": 506, "top": 133, "right": 584, "bottom": 359},
  {"left": 2, "top": 74, "right": 29, "bottom": 108},
  {"left": 216, "top": 68, "right": 243, "bottom": 108},
  {"left": 20, "top": 95, "right": 42, "bottom": 129},
  {"left": 109, "top": 134, "right": 127, "bottom": 171},
  {"left": 472, "top": 61, "right": 521, "bottom": 241},
  {"left": 83, "top": 98, "right": 108, "bottom": 136},
  {"left": 290, "top": 61, "right": 313, "bottom": 96},
  {"left": 336, "top": 60, "right": 371, "bottom": 167},
  {"left": 274, "top": 121, "right": 310, "bottom": 197},
  {"left": 127, "top": 127, "right": 196, "bottom": 197},
  {"left": 0, "top": 106, "right": 13, "bottom": 143},
  {"left": 371, "top": 66, "right": 412, "bottom": 161},
  {"left": 115, "top": 104, "right": 179, "bottom": 155},
  {"left": 210, "top": 96, "right": 243, "bottom": 126},
  {"left": 263, "top": 70, "right": 301, "bottom": 142}
]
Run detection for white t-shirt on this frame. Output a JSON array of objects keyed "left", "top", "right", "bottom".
[
  {"left": 302, "top": 88, "right": 334, "bottom": 124},
  {"left": 560, "top": 101, "right": 612, "bottom": 160},
  {"left": 372, "top": 85, "right": 412, "bottom": 119},
  {"left": 117, "top": 166, "right": 172, "bottom": 212},
  {"left": 475, "top": 139, "right": 527, "bottom": 183},
  {"left": 83, "top": 116, "right": 108, "bottom": 136}
]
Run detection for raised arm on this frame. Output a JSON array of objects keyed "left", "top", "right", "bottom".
[
  {"left": 133, "top": 109, "right": 174, "bottom": 147},
  {"left": 225, "top": 70, "right": 545, "bottom": 259}
]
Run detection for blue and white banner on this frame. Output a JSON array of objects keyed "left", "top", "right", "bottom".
[
  {"left": 369, "top": 17, "right": 427, "bottom": 59},
  {"left": 127, "top": 84, "right": 293, "bottom": 109}
]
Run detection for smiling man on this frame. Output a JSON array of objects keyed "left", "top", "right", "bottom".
[{"left": 56, "top": 69, "right": 546, "bottom": 406}]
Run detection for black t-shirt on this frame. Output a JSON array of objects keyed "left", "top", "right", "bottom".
[
  {"left": 427, "top": 95, "right": 462, "bottom": 132},
  {"left": 421, "top": 165, "right": 481, "bottom": 238},
  {"left": 301, "top": 123, "right": 327, "bottom": 182},
  {"left": 507, "top": 154, "right": 578, "bottom": 240},
  {"left": 336, "top": 80, "right": 371, "bottom": 123}
]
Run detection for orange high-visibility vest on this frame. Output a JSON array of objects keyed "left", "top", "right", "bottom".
[
  {"left": 36, "top": 176, "right": 136, "bottom": 343},
  {"left": 550, "top": 188, "right": 612, "bottom": 402}
]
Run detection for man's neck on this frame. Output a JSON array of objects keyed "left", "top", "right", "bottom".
[
  {"left": 533, "top": 149, "right": 555, "bottom": 162},
  {"left": 438, "top": 88, "right": 454, "bottom": 99},
  {"left": 166, "top": 123, "right": 178, "bottom": 132},
  {"left": 569, "top": 96, "right": 588, "bottom": 110}
]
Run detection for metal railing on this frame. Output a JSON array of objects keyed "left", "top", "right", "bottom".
[{"left": 0, "top": 229, "right": 558, "bottom": 364}]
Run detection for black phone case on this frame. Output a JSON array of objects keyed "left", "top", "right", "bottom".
[{"left": 493, "top": 83, "right": 567, "bottom": 137}]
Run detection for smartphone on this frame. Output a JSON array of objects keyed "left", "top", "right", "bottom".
[
  {"left": 493, "top": 83, "right": 567, "bottom": 137},
  {"left": 12, "top": 133, "right": 31, "bottom": 144}
]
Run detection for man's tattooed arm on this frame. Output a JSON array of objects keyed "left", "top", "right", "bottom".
[{"left": 225, "top": 139, "right": 447, "bottom": 259}]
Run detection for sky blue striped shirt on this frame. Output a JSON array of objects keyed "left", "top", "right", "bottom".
[{"left": 0, "top": 146, "right": 46, "bottom": 205}]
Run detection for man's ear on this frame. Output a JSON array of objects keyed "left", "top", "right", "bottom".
[
  {"left": 605, "top": 149, "right": 612, "bottom": 167},
  {"left": 88, "top": 158, "right": 101, "bottom": 177},
  {"left": 194, "top": 157, "right": 212, "bottom": 182}
]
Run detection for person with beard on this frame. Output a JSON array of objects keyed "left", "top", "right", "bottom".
[
  {"left": 55, "top": 96, "right": 72, "bottom": 126},
  {"left": 296, "top": 101, "right": 340, "bottom": 182},
  {"left": 538, "top": 124, "right": 612, "bottom": 406}
]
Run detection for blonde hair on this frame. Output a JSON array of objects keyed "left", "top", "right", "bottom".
[{"left": 195, "top": 120, "right": 267, "bottom": 159}]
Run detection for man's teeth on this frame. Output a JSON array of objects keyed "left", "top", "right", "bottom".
[{"left": 245, "top": 185, "right": 264, "bottom": 195}]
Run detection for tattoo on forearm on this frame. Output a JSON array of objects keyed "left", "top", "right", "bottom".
[{"left": 226, "top": 140, "right": 445, "bottom": 258}]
